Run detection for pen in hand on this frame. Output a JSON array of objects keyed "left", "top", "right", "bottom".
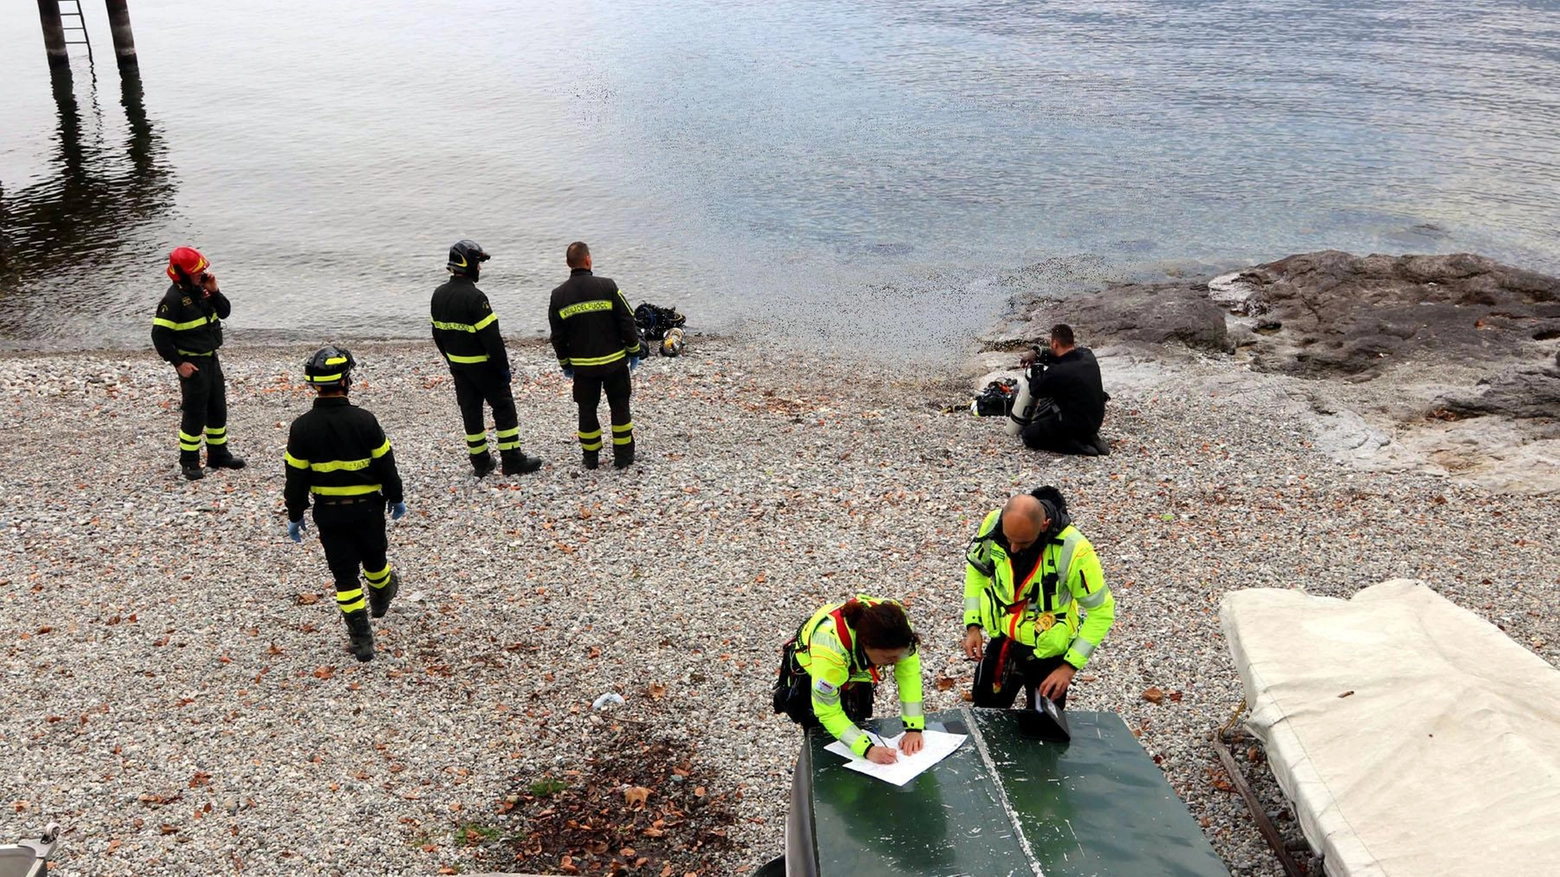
[{"left": 864, "top": 731, "right": 899, "bottom": 765}]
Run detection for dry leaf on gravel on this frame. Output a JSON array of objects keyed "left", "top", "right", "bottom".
[
  {"left": 624, "top": 786, "right": 652, "bottom": 808},
  {"left": 1142, "top": 687, "right": 1165, "bottom": 704}
]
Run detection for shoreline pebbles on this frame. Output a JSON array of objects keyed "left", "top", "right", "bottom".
[{"left": 2, "top": 339, "right": 1556, "bottom": 876}]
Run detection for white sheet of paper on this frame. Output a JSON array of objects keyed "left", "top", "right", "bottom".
[{"left": 824, "top": 729, "right": 968, "bottom": 786}]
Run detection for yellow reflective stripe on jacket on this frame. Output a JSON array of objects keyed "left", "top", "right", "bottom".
[
  {"left": 564, "top": 350, "right": 627, "bottom": 367},
  {"left": 794, "top": 595, "right": 924, "bottom": 751},
  {"left": 310, "top": 483, "right": 382, "bottom": 496},
  {"left": 370, "top": 439, "right": 391, "bottom": 459},
  {"left": 430, "top": 313, "right": 498, "bottom": 333},
  {"left": 153, "top": 315, "right": 215, "bottom": 332},
  {"left": 308, "top": 458, "right": 371, "bottom": 473},
  {"left": 445, "top": 352, "right": 490, "bottom": 364},
  {"left": 284, "top": 452, "right": 310, "bottom": 470},
  {"left": 175, "top": 349, "right": 215, "bottom": 357},
  {"left": 558, "top": 299, "right": 614, "bottom": 319}
]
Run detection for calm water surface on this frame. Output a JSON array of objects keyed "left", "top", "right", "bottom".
[{"left": 2, "top": 0, "right": 1558, "bottom": 355}]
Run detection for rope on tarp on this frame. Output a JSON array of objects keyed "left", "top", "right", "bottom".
[{"left": 1218, "top": 698, "right": 1247, "bottom": 740}]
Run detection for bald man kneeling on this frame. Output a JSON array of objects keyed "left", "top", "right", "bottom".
[{"left": 961, "top": 488, "right": 1116, "bottom": 709}]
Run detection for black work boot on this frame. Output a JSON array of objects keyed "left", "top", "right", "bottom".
[
  {"left": 180, "top": 452, "right": 204, "bottom": 481},
  {"left": 500, "top": 449, "right": 544, "bottom": 475},
  {"left": 471, "top": 451, "right": 497, "bottom": 478},
  {"left": 369, "top": 571, "right": 399, "bottom": 619},
  {"left": 343, "top": 610, "right": 375, "bottom": 662},
  {"left": 613, "top": 445, "right": 636, "bottom": 470},
  {"left": 582, "top": 450, "right": 599, "bottom": 470},
  {"left": 207, "top": 451, "right": 246, "bottom": 470}
]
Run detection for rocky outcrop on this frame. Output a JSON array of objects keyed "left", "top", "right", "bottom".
[
  {"left": 1227, "top": 250, "right": 1560, "bottom": 378},
  {"left": 1435, "top": 359, "right": 1560, "bottom": 420},
  {"left": 988, "top": 280, "right": 1230, "bottom": 353},
  {"left": 991, "top": 250, "right": 1560, "bottom": 415}
]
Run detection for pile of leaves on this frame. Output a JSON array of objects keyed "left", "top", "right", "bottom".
[{"left": 499, "top": 722, "right": 739, "bottom": 875}]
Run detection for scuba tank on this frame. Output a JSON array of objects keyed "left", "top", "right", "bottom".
[
  {"left": 660, "top": 327, "right": 686, "bottom": 357},
  {"left": 1004, "top": 364, "right": 1036, "bottom": 436}
]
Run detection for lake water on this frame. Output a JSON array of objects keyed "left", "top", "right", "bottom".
[{"left": 3, "top": 0, "right": 1558, "bottom": 356}]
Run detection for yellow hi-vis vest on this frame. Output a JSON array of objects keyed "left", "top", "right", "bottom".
[
  {"left": 794, "top": 595, "right": 925, "bottom": 756},
  {"left": 963, "top": 509, "right": 1115, "bottom": 669}
]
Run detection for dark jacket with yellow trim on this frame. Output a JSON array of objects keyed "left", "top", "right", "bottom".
[
  {"left": 430, "top": 276, "right": 509, "bottom": 372},
  {"left": 283, "top": 396, "right": 403, "bottom": 523},
  {"left": 547, "top": 269, "right": 644, "bottom": 377},
  {"left": 151, "top": 282, "right": 230, "bottom": 365}
]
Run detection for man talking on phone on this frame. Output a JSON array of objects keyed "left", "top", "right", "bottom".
[{"left": 151, "top": 246, "right": 245, "bottom": 481}]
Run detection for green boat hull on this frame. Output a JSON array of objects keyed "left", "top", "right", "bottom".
[{"left": 783, "top": 709, "right": 1228, "bottom": 877}]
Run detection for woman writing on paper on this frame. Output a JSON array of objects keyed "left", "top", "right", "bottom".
[{"left": 773, "top": 595, "right": 925, "bottom": 764}]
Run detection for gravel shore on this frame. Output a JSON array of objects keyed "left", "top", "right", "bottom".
[{"left": 2, "top": 338, "right": 1556, "bottom": 876}]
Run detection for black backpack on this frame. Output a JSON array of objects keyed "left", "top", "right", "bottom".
[
  {"left": 971, "top": 379, "right": 1018, "bottom": 416},
  {"left": 633, "top": 302, "right": 686, "bottom": 341}
]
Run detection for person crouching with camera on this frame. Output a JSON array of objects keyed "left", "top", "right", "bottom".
[{"left": 1018, "top": 324, "right": 1109, "bottom": 456}]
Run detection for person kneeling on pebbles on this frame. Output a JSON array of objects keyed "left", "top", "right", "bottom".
[
  {"left": 282, "top": 346, "right": 406, "bottom": 663},
  {"left": 962, "top": 487, "right": 1115, "bottom": 710},
  {"left": 772, "top": 596, "right": 926, "bottom": 764},
  {"left": 1016, "top": 324, "right": 1110, "bottom": 457}
]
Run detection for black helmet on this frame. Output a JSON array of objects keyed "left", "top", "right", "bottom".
[
  {"left": 447, "top": 239, "right": 490, "bottom": 276},
  {"left": 304, "top": 345, "right": 355, "bottom": 388}
]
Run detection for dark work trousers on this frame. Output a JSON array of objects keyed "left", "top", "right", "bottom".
[
  {"left": 177, "top": 353, "right": 228, "bottom": 464},
  {"left": 1020, "top": 404, "right": 1085, "bottom": 454},
  {"left": 572, "top": 366, "right": 633, "bottom": 458},
  {"left": 451, "top": 366, "right": 520, "bottom": 466},
  {"left": 313, "top": 500, "right": 391, "bottom": 617},
  {"left": 972, "top": 637, "right": 1071, "bottom": 710},
  {"left": 780, "top": 673, "right": 876, "bottom": 730}
]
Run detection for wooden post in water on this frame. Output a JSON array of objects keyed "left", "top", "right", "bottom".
[
  {"left": 105, "top": 0, "right": 138, "bottom": 68},
  {"left": 37, "top": 0, "right": 71, "bottom": 68}
]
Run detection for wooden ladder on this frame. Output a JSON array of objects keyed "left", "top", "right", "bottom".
[{"left": 59, "top": 0, "right": 95, "bottom": 66}]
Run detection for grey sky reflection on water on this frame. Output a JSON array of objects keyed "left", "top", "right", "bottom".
[
  {"left": 1, "top": 1, "right": 1558, "bottom": 351},
  {"left": 0, "top": 61, "right": 174, "bottom": 342}
]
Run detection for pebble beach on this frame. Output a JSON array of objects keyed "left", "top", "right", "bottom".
[{"left": 3, "top": 337, "right": 1557, "bottom": 876}]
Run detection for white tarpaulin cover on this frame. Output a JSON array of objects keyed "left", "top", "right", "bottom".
[{"left": 1220, "top": 579, "right": 1560, "bottom": 877}]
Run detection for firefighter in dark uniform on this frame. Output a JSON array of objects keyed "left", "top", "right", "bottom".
[
  {"left": 548, "top": 241, "right": 646, "bottom": 470},
  {"left": 283, "top": 346, "right": 406, "bottom": 663},
  {"left": 151, "top": 246, "right": 245, "bottom": 480},
  {"left": 430, "top": 239, "right": 543, "bottom": 477}
]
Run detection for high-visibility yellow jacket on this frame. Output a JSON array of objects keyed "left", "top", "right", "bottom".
[
  {"left": 793, "top": 595, "right": 925, "bottom": 756},
  {"left": 963, "top": 509, "right": 1115, "bottom": 669}
]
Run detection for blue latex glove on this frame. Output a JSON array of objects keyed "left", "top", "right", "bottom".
[
  {"left": 287, "top": 520, "right": 305, "bottom": 544},
  {"left": 390, "top": 501, "right": 407, "bottom": 521},
  {"left": 499, "top": 368, "right": 512, "bottom": 384},
  {"left": 561, "top": 365, "right": 574, "bottom": 379},
  {"left": 628, "top": 356, "right": 641, "bottom": 372}
]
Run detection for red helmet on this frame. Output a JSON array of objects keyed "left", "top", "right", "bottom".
[{"left": 166, "top": 246, "right": 210, "bottom": 282}]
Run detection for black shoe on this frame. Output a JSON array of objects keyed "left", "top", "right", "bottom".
[
  {"left": 369, "top": 572, "right": 399, "bottom": 619},
  {"left": 1090, "top": 434, "right": 1111, "bottom": 456},
  {"left": 181, "top": 464, "right": 205, "bottom": 481},
  {"left": 472, "top": 453, "right": 497, "bottom": 478},
  {"left": 613, "top": 446, "right": 636, "bottom": 469},
  {"left": 582, "top": 451, "right": 599, "bottom": 470},
  {"left": 208, "top": 453, "right": 246, "bottom": 470},
  {"left": 343, "top": 611, "right": 375, "bottom": 662},
  {"left": 501, "top": 451, "right": 544, "bottom": 475}
]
